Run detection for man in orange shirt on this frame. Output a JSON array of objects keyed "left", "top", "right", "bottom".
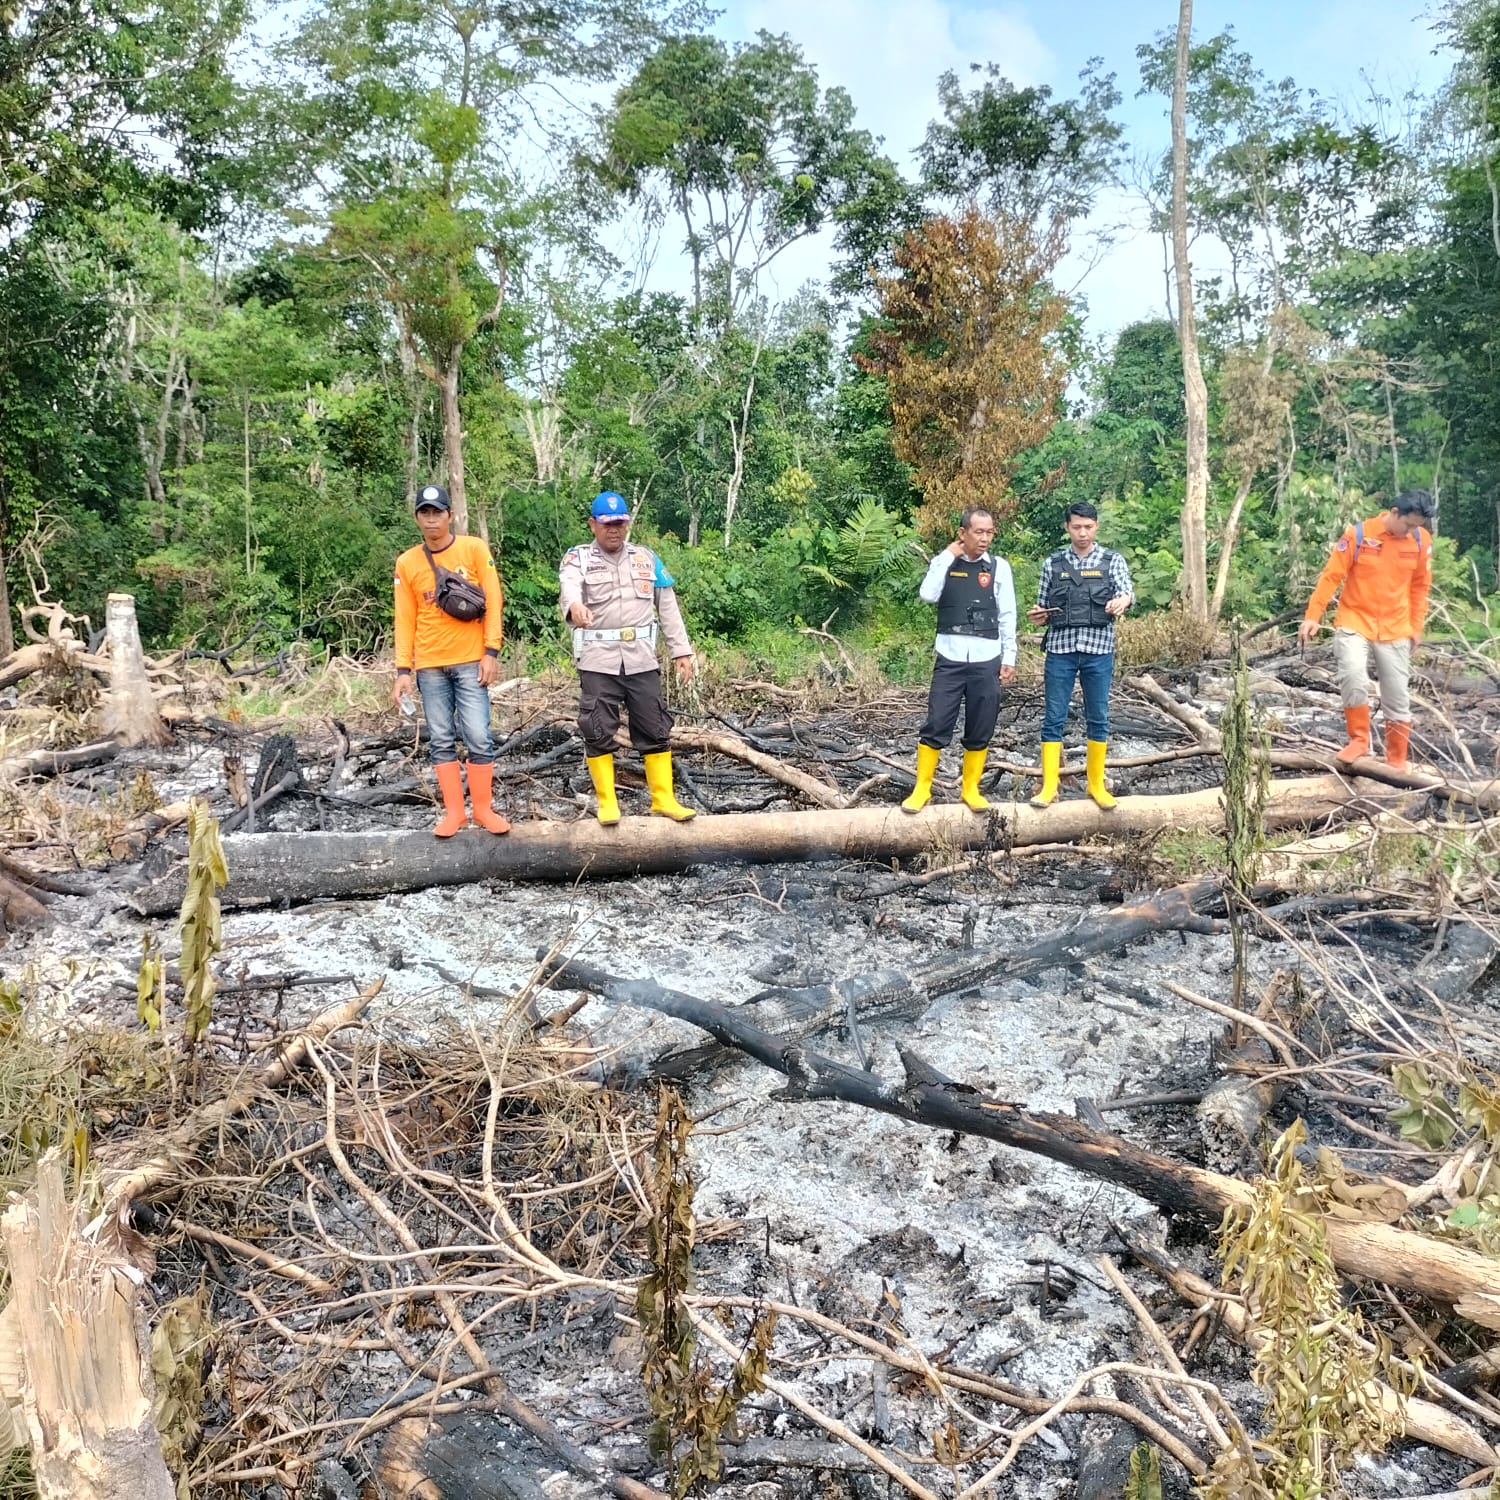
[
  {"left": 392, "top": 484, "right": 510, "bottom": 836},
  {"left": 1298, "top": 490, "right": 1434, "bottom": 769}
]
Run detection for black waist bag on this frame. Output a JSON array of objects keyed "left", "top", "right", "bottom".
[{"left": 423, "top": 545, "right": 487, "bottom": 622}]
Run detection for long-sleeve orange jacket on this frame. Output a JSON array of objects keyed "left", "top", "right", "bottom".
[{"left": 1303, "top": 513, "right": 1433, "bottom": 644}]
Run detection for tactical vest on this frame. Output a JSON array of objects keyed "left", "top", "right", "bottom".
[
  {"left": 1046, "top": 548, "right": 1115, "bottom": 630},
  {"left": 936, "top": 554, "right": 999, "bottom": 638}
]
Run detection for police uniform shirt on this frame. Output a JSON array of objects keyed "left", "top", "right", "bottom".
[
  {"left": 918, "top": 550, "right": 1018, "bottom": 666},
  {"left": 558, "top": 540, "right": 692, "bottom": 675}
]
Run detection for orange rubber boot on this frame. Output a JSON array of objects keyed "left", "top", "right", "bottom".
[
  {"left": 1335, "top": 705, "right": 1371, "bottom": 764},
  {"left": 1384, "top": 720, "right": 1412, "bottom": 771},
  {"left": 432, "top": 761, "right": 468, "bottom": 837},
  {"left": 465, "top": 762, "right": 511, "bottom": 834}
]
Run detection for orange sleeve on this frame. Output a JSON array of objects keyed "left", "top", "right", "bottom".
[
  {"left": 1410, "top": 537, "right": 1433, "bottom": 642},
  {"left": 478, "top": 540, "right": 504, "bottom": 654},
  {"left": 1305, "top": 527, "right": 1356, "bottom": 623},
  {"left": 394, "top": 553, "right": 417, "bottom": 670}
]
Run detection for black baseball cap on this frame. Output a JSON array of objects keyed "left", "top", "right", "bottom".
[{"left": 414, "top": 484, "right": 451, "bottom": 513}]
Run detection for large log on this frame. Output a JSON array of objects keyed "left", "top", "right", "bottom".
[
  {"left": 541, "top": 956, "right": 1500, "bottom": 1334},
  {"left": 130, "top": 775, "right": 1401, "bottom": 914}
]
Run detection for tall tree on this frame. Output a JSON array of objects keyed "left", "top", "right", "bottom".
[
  {"left": 918, "top": 61, "right": 1122, "bottom": 235},
  {"left": 587, "top": 31, "right": 895, "bottom": 332},
  {"left": 1169, "top": 0, "right": 1211, "bottom": 625},
  {"left": 286, "top": 0, "right": 702, "bottom": 536},
  {"left": 859, "top": 207, "right": 1067, "bottom": 540}
]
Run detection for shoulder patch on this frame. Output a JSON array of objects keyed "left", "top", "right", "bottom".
[
  {"left": 1335, "top": 538, "right": 1349, "bottom": 552},
  {"left": 651, "top": 554, "right": 675, "bottom": 589},
  {"left": 562, "top": 546, "right": 582, "bottom": 566}
]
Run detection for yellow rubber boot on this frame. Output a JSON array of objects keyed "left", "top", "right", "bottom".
[
  {"left": 1086, "top": 740, "right": 1116, "bottom": 810},
  {"left": 1030, "top": 742, "right": 1062, "bottom": 807},
  {"left": 432, "top": 761, "right": 468, "bottom": 838},
  {"left": 586, "top": 753, "right": 621, "bottom": 826},
  {"left": 960, "top": 748, "right": 990, "bottom": 812},
  {"left": 643, "top": 751, "right": 695, "bottom": 821},
  {"left": 902, "top": 743, "right": 940, "bottom": 813}
]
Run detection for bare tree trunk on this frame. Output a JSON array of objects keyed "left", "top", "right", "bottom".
[
  {"left": 1208, "top": 469, "right": 1254, "bottom": 622},
  {"left": 0, "top": 527, "right": 13, "bottom": 657},
  {"left": 0, "top": 1154, "right": 176, "bottom": 1500},
  {"left": 103, "top": 594, "right": 168, "bottom": 748},
  {"left": 438, "top": 354, "right": 468, "bottom": 536},
  {"left": 1171, "top": 0, "right": 1210, "bottom": 626},
  {"left": 723, "top": 353, "right": 759, "bottom": 550}
]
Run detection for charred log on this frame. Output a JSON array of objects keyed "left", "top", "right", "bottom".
[{"left": 130, "top": 776, "right": 1410, "bottom": 915}]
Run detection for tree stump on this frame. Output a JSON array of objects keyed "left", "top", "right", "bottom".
[
  {"left": 0, "top": 1153, "right": 175, "bottom": 1500},
  {"left": 103, "top": 593, "right": 168, "bottom": 747}
]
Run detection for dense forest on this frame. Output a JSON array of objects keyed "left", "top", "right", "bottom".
[{"left": 3, "top": 0, "right": 1500, "bottom": 668}]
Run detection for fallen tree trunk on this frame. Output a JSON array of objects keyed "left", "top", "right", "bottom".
[
  {"left": 1, "top": 1154, "right": 176, "bottom": 1500},
  {"left": 540, "top": 956, "right": 1500, "bottom": 1333},
  {"left": 130, "top": 775, "right": 1405, "bottom": 915},
  {"left": 0, "top": 738, "right": 120, "bottom": 780}
]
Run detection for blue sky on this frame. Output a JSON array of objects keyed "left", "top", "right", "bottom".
[{"left": 686, "top": 0, "right": 1454, "bottom": 336}]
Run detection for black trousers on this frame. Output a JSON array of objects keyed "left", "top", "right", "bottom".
[
  {"left": 918, "top": 656, "right": 1001, "bottom": 751},
  {"left": 578, "top": 668, "right": 674, "bottom": 758}
]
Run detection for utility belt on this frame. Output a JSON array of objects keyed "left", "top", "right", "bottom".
[{"left": 573, "top": 622, "right": 658, "bottom": 652}]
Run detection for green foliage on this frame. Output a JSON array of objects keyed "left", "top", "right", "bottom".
[
  {"left": 1204, "top": 1121, "right": 1414, "bottom": 1500},
  {"left": 637, "top": 1087, "right": 775, "bottom": 1497},
  {"left": 1221, "top": 623, "right": 1269, "bottom": 1006},
  {"left": 919, "top": 59, "right": 1123, "bottom": 229},
  {"left": 1124, "top": 1442, "right": 1162, "bottom": 1500},
  {"left": 137, "top": 933, "right": 167, "bottom": 1034},
  {"left": 179, "top": 799, "right": 228, "bottom": 1046}
]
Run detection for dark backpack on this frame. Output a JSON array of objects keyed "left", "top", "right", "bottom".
[{"left": 423, "top": 544, "right": 487, "bottom": 623}]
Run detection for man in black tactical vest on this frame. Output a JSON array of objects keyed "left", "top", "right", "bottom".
[
  {"left": 1025, "top": 502, "right": 1134, "bottom": 809},
  {"left": 903, "top": 507, "right": 1017, "bottom": 814}
]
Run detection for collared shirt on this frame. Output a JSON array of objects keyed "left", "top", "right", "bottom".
[
  {"left": 1304, "top": 513, "right": 1433, "bottom": 644},
  {"left": 1036, "top": 544, "right": 1134, "bottom": 655},
  {"left": 558, "top": 540, "right": 691, "bottom": 675},
  {"left": 918, "top": 550, "right": 1018, "bottom": 666}
]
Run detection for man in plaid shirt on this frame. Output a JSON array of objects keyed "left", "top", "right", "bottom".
[{"left": 1025, "top": 502, "right": 1134, "bottom": 809}]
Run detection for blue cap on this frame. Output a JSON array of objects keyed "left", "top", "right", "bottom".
[{"left": 590, "top": 491, "right": 629, "bottom": 521}]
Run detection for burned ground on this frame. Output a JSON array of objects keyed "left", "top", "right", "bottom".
[{"left": 2, "top": 638, "right": 1499, "bottom": 1500}]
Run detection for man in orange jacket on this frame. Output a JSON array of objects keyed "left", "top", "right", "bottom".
[
  {"left": 1297, "top": 490, "right": 1434, "bottom": 770},
  {"left": 392, "top": 484, "right": 511, "bottom": 837}
]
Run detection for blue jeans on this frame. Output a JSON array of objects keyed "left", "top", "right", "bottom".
[
  {"left": 416, "top": 661, "right": 494, "bottom": 764},
  {"left": 1041, "top": 650, "right": 1113, "bottom": 742}
]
